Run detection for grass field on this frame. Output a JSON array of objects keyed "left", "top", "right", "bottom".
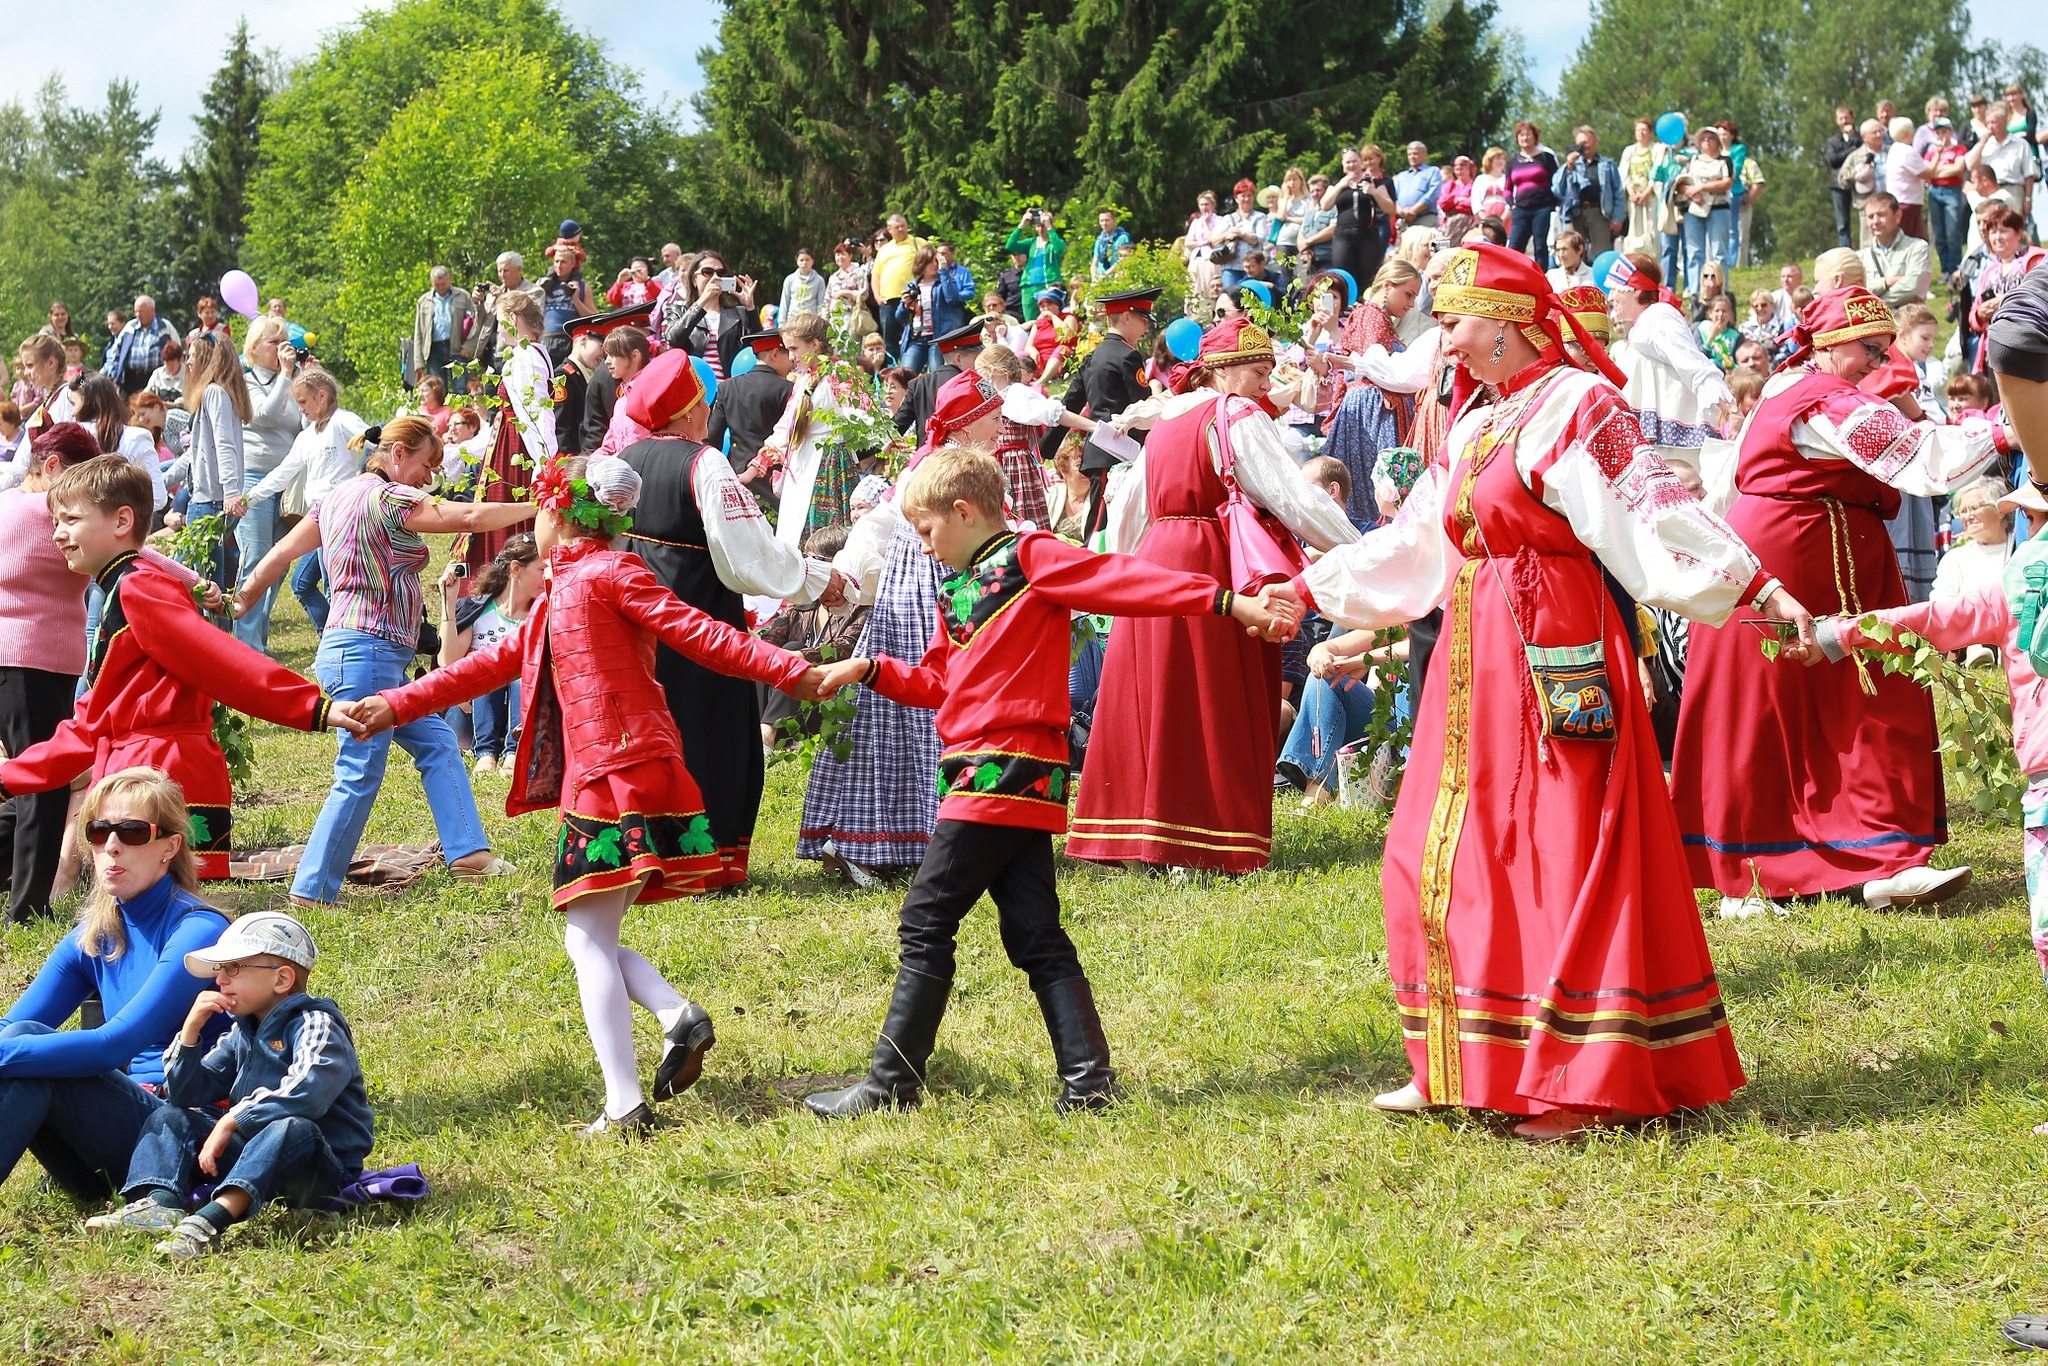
[{"left": 7, "top": 444, "right": 2044, "bottom": 1359}]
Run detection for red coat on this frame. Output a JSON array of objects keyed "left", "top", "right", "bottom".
[
  {"left": 869, "top": 530, "right": 1226, "bottom": 833},
  {"left": 383, "top": 538, "right": 810, "bottom": 817},
  {"left": 0, "top": 551, "right": 333, "bottom": 878}
]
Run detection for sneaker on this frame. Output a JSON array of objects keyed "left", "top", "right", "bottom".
[
  {"left": 85, "top": 1196, "right": 183, "bottom": 1234},
  {"left": 474, "top": 754, "right": 497, "bottom": 776},
  {"left": 1716, "top": 896, "right": 1790, "bottom": 920},
  {"left": 451, "top": 856, "right": 518, "bottom": 882},
  {"left": 576, "top": 1102, "right": 669, "bottom": 1139},
  {"left": 1863, "top": 864, "right": 1971, "bottom": 910},
  {"left": 155, "top": 1213, "right": 223, "bottom": 1261}
]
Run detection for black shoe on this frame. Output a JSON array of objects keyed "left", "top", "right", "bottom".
[
  {"left": 576, "top": 1102, "right": 668, "bottom": 1139},
  {"left": 651, "top": 1001, "right": 716, "bottom": 1101},
  {"left": 1036, "top": 976, "right": 1120, "bottom": 1113},
  {"left": 2003, "top": 1315, "right": 2048, "bottom": 1350},
  {"left": 803, "top": 967, "right": 951, "bottom": 1118}
]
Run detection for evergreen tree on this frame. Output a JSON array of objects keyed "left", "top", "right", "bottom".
[{"left": 170, "top": 20, "right": 268, "bottom": 318}]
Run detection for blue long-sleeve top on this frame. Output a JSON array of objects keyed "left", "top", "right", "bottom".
[{"left": 0, "top": 876, "right": 228, "bottom": 1084}]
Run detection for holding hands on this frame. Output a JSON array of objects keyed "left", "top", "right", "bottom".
[
  {"left": 1232, "top": 586, "right": 1300, "bottom": 643},
  {"left": 793, "top": 657, "right": 871, "bottom": 701},
  {"left": 348, "top": 695, "right": 400, "bottom": 737}
]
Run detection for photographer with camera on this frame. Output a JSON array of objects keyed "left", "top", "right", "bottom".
[
  {"left": 537, "top": 240, "right": 596, "bottom": 368},
  {"left": 664, "top": 250, "right": 756, "bottom": 380},
  {"left": 1553, "top": 125, "right": 1625, "bottom": 258},
  {"left": 1003, "top": 207, "right": 1067, "bottom": 323},
  {"left": 467, "top": 252, "right": 545, "bottom": 375}
]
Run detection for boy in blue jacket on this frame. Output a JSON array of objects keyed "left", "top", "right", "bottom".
[{"left": 85, "top": 912, "right": 374, "bottom": 1260}]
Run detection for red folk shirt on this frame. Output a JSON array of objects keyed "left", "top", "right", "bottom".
[{"left": 865, "top": 529, "right": 1232, "bottom": 832}]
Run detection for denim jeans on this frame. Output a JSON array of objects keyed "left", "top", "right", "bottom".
[
  {"left": 292, "top": 628, "right": 489, "bottom": 903},
  {"left": 900, "top": 337, "right": 936, "bottom": 373},
  {"left": 231, "top": 472, "right": 283, "bottom": 653},
  {"left": 1927, "top": 185, "right": 1966, "bottom": 277},
  {"left": 1681, "top": 206, "right": 1731, "bottom": 297},
  {"left": 1508, "top": 205, "right": 1554, "bottom": 270},
  {"left": 1660, "top": 231, "right": 1685, "bottom": 297},
  {"left": 183, "top": 500, "right": 238, "bottom": 595},
  {"left": 1220, "top": 267, "right": 1248, "bottom": 290},
  {"left": 0, "top": 1020, "right": 164, "bottom": 1198},
  {"left": 1832, "top": 187, "right": 1855, "bottom": 248},
  {"left": 471, "top": 682, "right": 522, "bottom": 758},
  {"left": 125, "top": 1104, "right": 353, "bottom": 1215},
  {"left": 1278, "top": 675, "right": 1379, "bottom": 790},
  {"left": 291, "top": 550, "right": 329, "bottom": 632}
]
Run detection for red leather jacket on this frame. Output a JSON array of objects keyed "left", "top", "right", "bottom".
[{"left": 383, "top": 538, "right": 809, "bottom": 816}]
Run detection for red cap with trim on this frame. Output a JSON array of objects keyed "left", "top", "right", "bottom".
[{"left": 620, "top": 347, "right": 707, "bottom": 430}]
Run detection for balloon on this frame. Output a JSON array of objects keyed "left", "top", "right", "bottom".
[
  {"left": 1328, "top": 269, "right": 1359, "bottom": 306},
  {"left": 1590, "top": 250, "right": 1622, "bottom": 291},
  {"left": 1239, "top": 280, "right": 1275, "bottom": 309},
  {"left": 1655, "top": 112, "right": 1687, "bottom": 147},
  {"left": 220, "top": 269, "right": 260, "bottom": 320},
  {"left": 1163, "top": 316, "right": 1203, "bottom": 363},
  {"left": 689, "top": 354, "right": 719, "bottom": 406},
  {"left": 286, "top": 322, "right": 310, "bottom": 352},
  {"left": 730, "top": 346, "right": 758, "bottom": 377}
]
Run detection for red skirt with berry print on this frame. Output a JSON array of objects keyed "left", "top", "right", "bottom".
[{"left": 552, "top": 759, "right": 722, "bottom": 909}]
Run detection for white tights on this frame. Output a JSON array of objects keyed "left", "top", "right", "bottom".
[{"left": 563, "top": 884, "right": 687, "bottom": 1119}]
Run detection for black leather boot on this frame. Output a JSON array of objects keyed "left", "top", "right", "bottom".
[
  {"left": 803, "top": 967, "right": 951, "bottom": 1118},
  {"left": 1036, "top": 976, "right": 1119, "bottom": 1112}
]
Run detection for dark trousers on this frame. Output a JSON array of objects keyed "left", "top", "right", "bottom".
[
  {"left": 1832, "top": 187, "right": 1855, "bottom": 248},
  {"left": 125, "top": 1104, "right": 352, "bottom": 1216},
  {"left": 0, "top": 666, "right": 79, "bottom": 921},
  {"left": 0, "top": 1021, "right": 164, "bottom": 1199},
  {"left": 897, "top": 820, "right": 1082, "bottom": 991},
  {"left": 1080, "top": 467, "right": 1111, "bottom": 544}
]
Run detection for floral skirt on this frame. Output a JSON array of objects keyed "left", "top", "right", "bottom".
[{"left": 553, "top": 760, "right": 721, "bottom": 910}]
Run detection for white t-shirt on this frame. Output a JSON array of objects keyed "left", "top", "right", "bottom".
[
  {"left": 470, "top": 598, "right": 525, "bottom": 654},
  {"left": 1885, "top": 142, "right": 1928, "bottom": 205}
]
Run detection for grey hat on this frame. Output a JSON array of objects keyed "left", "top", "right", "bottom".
[{"left": 184, "top": 911, "right": 318, "bottom": 976}]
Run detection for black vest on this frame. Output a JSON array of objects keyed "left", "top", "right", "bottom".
[{"left": 617, "top": 437, "right": 744, "bottom": 629}]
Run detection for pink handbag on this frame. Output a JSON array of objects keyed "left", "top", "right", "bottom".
[{"left": 1212, "top": 396, "right": 1308, "bottom": 594}]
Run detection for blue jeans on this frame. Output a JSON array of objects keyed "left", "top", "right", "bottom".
[
  {"left": 125, "top": 1104, "right": 353, "bottom": 1215},
  {"left": 1927, "top": 185, "right": 1966, "bottom": 277},
  {"left": 0, "top": 1020, "right": 164, "bottom": 1198},
  {"left": 291, "top": 550, "right": 328, "bottom": 632},
  {"left": 1681, "top": 206, "right": 1731, "bottom": 297},
  {"left": 1509, "top": 205, "right": 1553, "bottom": 270},
  {"left": 1278, "top": 675, "right": 1379, "bottom": 790},
  {"left": 471, "top": 682, "right": 521, "bottom": 759},
  {"left": 1660, "top": 230, "right": 1684, "bottom": 296},
  {"left": 231, "top": 472, "right": 283, "bottom": 652},
  {"left": 183, "top": 500, "right": 238, "bottom": 595},
  {"left": 900, "top": 337, "right": 936, "bottom": 373},
  {"left": 292, "top": 628, "right": 489, "bottom": 903}
]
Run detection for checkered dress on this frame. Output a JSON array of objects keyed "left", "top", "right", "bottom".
[{"left": 797, "top": 516, "right": 945, "bottom": 866}]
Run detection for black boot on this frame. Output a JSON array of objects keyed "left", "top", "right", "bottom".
[
  {"left": 803, "top": 967, "right": 951, "bottom": 1118},
  {"left": 1036, "top": 976, "right": 1119, "bottom": 1113}
]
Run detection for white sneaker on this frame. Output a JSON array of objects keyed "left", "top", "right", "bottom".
[
  {"left": 473, "top": 754, "right": 497, "bottom": 776},
  {"left": 1716, "top": 896, "right": 1789, "bottom": 920},
  {"left": 1371, "top": 1081, "right": 1441, "bottom": 1112},
  {"left": 1863, "top": 864, "right": 1971, "bottom": 910}
]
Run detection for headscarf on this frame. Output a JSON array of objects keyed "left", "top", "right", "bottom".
[
  {"left": 532, "top": 453, "right": 641, "bottom": 536},
  {"left": 1429, "top": 243, "right": 1627, "bottom": 415},
  {"left": 911, "top": 370, "right": 1003, "bottom": 467},
  {"left": 1169, "top": 316, "right": 1275, "bottom": 394}
]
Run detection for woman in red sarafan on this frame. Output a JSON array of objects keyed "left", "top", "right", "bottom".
[
  {"left": 359, "top": 453, "right": 826, "bottom": 1138},
  {"left": 1289, "top": 244, "right": 1818, "bottom": 1139},
  {"left": 1671, "top": 287, "right": 2015, "bottom": 912},
  {"left": 1065, "top": 318, "right": 1358, "bottom": 873}
]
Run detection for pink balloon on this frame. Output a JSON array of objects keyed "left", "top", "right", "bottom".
[{"left": 220, "top": 270, "right": 260, "bottom": 320}]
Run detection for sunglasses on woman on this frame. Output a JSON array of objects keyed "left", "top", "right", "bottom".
[{"left": 85, "top": 818, "right": 161, "bottom": 847}]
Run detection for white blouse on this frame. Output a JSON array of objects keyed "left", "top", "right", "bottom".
[
  {"left": 1761, "top": 368, "right": 2003, "bottom": 497},
  {"left": 248, "top": 409, "right": 368, "bottom": 511},
  {"left": 1303, "top": 368, "right": 1763, "bottom": 631},
  {"left": 687, "top": 444, "right": 835, "bottom": 602},
  {"left": 502, "top": 341, "right": 557, "bottom": 462},
  {"left": 1616, "top": 302, "right": 1733, "bottom": 415},
  {"left": 761, "top": 368, "right": 850, "bottom": 547}
]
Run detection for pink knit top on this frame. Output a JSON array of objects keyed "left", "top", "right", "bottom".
[{"left": 0, "top": 489, "right": 195, "bottom": 676}]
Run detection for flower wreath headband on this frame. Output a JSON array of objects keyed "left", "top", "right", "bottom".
[{"left": 529, "top": 455, "right": 639, "bottom": 537}]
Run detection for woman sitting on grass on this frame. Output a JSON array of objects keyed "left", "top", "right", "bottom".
[{"left": 0, "top": 768, "right": 230, "bottom": 1201}]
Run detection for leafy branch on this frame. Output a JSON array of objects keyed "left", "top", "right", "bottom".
[{"left": 1852, "top": 616, "right": 2023, "bottom": 820}]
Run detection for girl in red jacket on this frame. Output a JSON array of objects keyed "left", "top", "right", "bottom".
[{"left": 355, "top": 451, "right": 830, "bottom": 1137}]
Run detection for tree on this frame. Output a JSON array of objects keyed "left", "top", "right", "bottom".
[
  {"left": 1555, "top": 0, "right": 1980, "bottom": 260},
  {"left": 331, "top": 49, "right": 589, "bottom": 389},
  {"left": 169, "top": 21, "right": 269, "bottom": 320},
  {"left": 697, "top": 0, "right": 1516, "bottom": 257}
]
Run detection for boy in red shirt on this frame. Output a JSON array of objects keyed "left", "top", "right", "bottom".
[
  {"left": 802, "top": 446, "right": 1293, "bottom": 1118},
  {"left": 0, "top": 457, "right": 362, "bottom": 877}
]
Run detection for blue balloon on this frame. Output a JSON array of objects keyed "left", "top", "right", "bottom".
[
  {"left": 1655, "top": 111, "right": 1687, "bottom": 147},
  {"left": 1239, "top": 280, "right": 1275, "bottom": 309},
  {"left": 1590, "top": 250, "right": 1623, "bottom": 291},
  {"left": 1163, "top": 316, "right": 1203, "bottom": 363},
  {"left": 1328, "top": 269, "right": 1359, "bottom": 306},
  {"left": 689, "top": 354, "right": 719, "bottom": 406},
  {"left": 730, "top": 345, "right": 758, "bottom": 377}
]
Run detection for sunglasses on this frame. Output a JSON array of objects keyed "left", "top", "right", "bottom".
[
  {"left": 696, "top": 266, "right": 721, "bottom": 277},
  {"left": 86, "top": 818, "right": 161, "bottom": 847}
]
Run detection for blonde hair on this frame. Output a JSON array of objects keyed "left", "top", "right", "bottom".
[
  {"left": 76, "top": 768, "right": 199, "bottom": 960},
  {"left": 241, "top": 314, "right": 288, "bottom": 361},
  {"left": 355, "top": 413, "right": 439, "bottom": 469},
  {"left": 1895, "top": 301, "right": 1940, "bottom": 331},
  {"left": 975, "top": 344, "right": 1029, "bottom": 387},
  {"left": 1281, "top": 167, "right": 1308, "bottom": 198},
  {"left": 1481, "top": 145, "right": 1507, "bottom": 174},
  {"left": 181, "top": 333, "right": 253, "bottom": 421},
  {"left": 500, "top": 289, "right": 543, "bottom": 336},
  {"left": 1397, "top": 226, "right": 1437, "bottom": 268},
  {"left": 1369, "top": 257, "right": 1423, "bottom": 300},
  {"left": 1813, "top": 247, "right": 1866, "bottom": 291},
  {"left": 779, "top": 311, "right": 828, "bottom": 348},
  {"left": 899, "top": 445, "right": 1007, "bottom": 521},
  {"left": 290, "top": 366, "right": 340, "bottom": 411}
]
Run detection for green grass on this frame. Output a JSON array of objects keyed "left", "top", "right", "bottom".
[{"left": 7, "top": 569, "right": 2048, "bottom": 1363}]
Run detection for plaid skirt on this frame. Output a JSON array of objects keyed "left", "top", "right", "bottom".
[{"left": 797, "top": 516, "right": 944, "bottom": 866}]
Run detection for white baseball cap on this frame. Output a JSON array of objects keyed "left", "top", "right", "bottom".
[{"left": 184, "top": 911, "right": 318, "bottom": 977}]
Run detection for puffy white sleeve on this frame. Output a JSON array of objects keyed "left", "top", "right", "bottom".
[
  {"left": 119, "top": 427, "right": 167, "bottom": 509},
  {"left": 1529, "top": 381, "right": 1763, "bottom": 625},
  {"left": 1000, "top": 383, "right": 1068, "bottom": 428},
  {"left": 1627, "top": 306, "right": 1733, "bottom": 414},
  {"left": 832, "top": 500, "right": 899, "bottom": 606},
  {"left": 1103, "top": 455, "right": 1150, "bottom": 554},
  {"left": 0, "top": 440, "right": 31, "bottom": 494},
  {"left": 1214, "top": 401, "right": 1359, "bottom": 551},
  {"left": 1340, "top": 329, "right": 1439, "bottom": 394},
  {"left": 505, "top": 346, "right": 557, "bottom": 461},
  {"left": 1300, "top": 463, "right": 1457, "bottom": 629},
  {"left": 692, "top": 445, "right": 833, "bottom": 602},
  {"left": 1793, "top": 396, "right": 2004, "bottom": 497}
]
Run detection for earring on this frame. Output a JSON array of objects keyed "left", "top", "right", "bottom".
[{"left": 1491, "top": 328, "right": 1507, "bottom": 362}]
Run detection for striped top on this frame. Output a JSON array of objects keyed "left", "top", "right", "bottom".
[{"left": 315, "top": 472, "right": 430, "bottom": 647}]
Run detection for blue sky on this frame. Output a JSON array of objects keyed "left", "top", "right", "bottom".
[{"left": 0, "top": 1, "right": 2032, "bottom": 161}]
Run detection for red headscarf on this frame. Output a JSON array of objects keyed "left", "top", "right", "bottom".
[
  {"left": 910, "top": 370, "right": 1003, "bottom": 467},
  {"left": 1429, "top": 243, "right": 1627, "bottom": 415},
  {"left": 620, "top": 347, "right": 707, "bottom": 431},
  {"left": 1169, "top": 316, "right": 1276, "bottom": 394},
  {"left": 1774, "top": 286, "right": 1898, "bottom": 374}
]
